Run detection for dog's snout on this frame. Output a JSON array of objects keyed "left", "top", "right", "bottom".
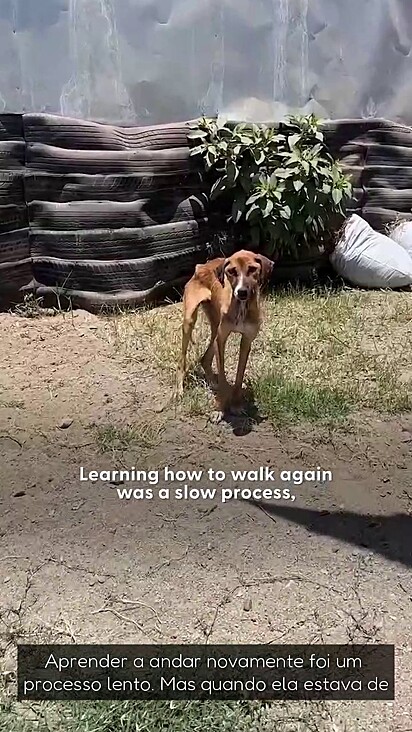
[{"left": 236, "top": 288, "right": 248, "bottom": 300}]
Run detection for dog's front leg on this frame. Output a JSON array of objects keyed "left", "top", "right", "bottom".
[
  {"left": 232, "top": 334, "right": 253, "bottom": 407},
  {"left": 215, "top": 328, "right": 230, "bottom": 412}
]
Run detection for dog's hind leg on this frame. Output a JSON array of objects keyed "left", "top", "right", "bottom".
[
  {"left": 176, "top": 282, "right": 210, "bottom": 397},
  {"left": 200, "top": 303, "right": 219, "bottom": 386}
]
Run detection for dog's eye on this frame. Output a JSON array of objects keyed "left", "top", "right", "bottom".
[
  {"left": 226, "top": 267, "right": 237, "bottom": 276},
  {"left": 247, "top": 266, "right": 258, "bottom": 275}
]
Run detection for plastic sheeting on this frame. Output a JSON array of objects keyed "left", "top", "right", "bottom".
[{"left": 0, "top": 0, "right": 412, "bottom": 125}]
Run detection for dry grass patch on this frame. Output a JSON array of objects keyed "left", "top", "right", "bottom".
[
  {"left": 106, "top": 289, "right": 411, "bottom": 426},
  {"left": 91, "top": 419, "right": 165, "bottom": 456},
  {"left": 0, "top": 697, "right": 358, "bottom": 732}
]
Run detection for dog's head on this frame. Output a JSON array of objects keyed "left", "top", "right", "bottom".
[{"left": 215, "top": 250, "right": 275, "bottom": 301}]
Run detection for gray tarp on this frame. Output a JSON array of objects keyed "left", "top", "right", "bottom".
[{"left": 0, "top": 0, "right": 412, "bottom": 125}]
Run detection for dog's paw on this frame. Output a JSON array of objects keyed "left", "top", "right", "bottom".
[
  {"left": 173, "top": 382, "right": 184, "bottom": 401},
  {"left": 210, "top": 409, "right": 224, "bottom": 425}
]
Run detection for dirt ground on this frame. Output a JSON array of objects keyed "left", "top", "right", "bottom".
[{"left": 1, "top": 308, "right": 412, "bottom": 731}]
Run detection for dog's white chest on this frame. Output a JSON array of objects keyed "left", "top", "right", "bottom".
[
  {"left": 225, "top": 302, "right": 258, "bottom": 338},
  {"left": 232, "top": 318, "right": 256, "bottom": 337}
]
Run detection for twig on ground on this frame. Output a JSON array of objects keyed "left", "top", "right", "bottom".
[
  {"left": 198, "top": 504, "right": 218, "bottom": 519},
  {"left": 61, "top": 616, "right": 77, "bottom": 642},
  {"left": 118, "top": 598, "right": 162, "bottom": 625},
  {"left": 155, "top": 512, "right": 184, "bottom": 524},
  {"left": 254, "top": 504, "right": 277, "bottom": 524},
  {"left": 0, "top": 556, "right": 26, "bottom": 563},
  {"left": 0, "top": 435, "right": 23, "bottom": 448},
  {"left": 91, "top": 605, "right": 145, "bottom": 633},
  {"left": 46, "top": 557, "right": 114, "bottom": 578},
  {"left": 330, "top": 332, "right": 352, "bottom": 349}
]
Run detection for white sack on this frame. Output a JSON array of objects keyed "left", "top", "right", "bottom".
[
  {"left": 388, "top": 220, "right": 412, "bottom": 259},
  {"left": 330, "top": 214, "right": 412, "bottom": 288}
]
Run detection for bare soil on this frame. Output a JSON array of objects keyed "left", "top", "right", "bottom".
[{"left": 1, "top": 309, "right": 411, "bottom": 731}]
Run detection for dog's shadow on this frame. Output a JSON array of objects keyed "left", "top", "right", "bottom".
[
  {"left": 221, "top": 385, "right": 264, "bottom": 436},
  {"left": 185, "top": 368, "right": 264, "bottom": 436},
  {"left": 207, "top": 377, "right": 264, "bottom": 435}
]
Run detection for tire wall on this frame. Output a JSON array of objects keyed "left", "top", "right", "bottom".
[
  {"left": 0, "top": 115, "right": 31, "bottom": 306},
  {"left": 0, "top": 114, "right": 412, "bottom": 308}
]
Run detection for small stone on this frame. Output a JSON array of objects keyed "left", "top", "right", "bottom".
[
  {"left": 243, "top": 597, "right": 252, "bottom": 612},
  {"left": 58, "top": 418, "right": 73, "bottom": 429},
  {"left": 13, "top": 490, "right": 25, "bottom": 498}
]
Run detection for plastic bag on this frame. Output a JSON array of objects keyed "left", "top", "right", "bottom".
[
  {"left": 330, "top": 214, "right": 412, "bottom": 288},
  {"left": 388, "top": 220, "right": 412, "bottom": 259}
]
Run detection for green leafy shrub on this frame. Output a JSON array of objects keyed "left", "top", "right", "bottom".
[{"left": 188, "top": 114, "right": 352, "bottom": 257}]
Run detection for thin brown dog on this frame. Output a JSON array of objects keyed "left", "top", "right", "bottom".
[{"left": 176, "top": 249, "right": 274, "bottom": 414}]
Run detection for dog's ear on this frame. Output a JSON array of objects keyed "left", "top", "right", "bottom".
[
  {"left": 215, "top": 259, "right": 227, "bottom": 286},
  {"left": 254, "top": 254, "right": 275, "bottom": 285}
]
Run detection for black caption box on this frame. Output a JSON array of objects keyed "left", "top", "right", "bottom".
[{"left": 18, "top": 643, "right": 394, "bottom": 702}]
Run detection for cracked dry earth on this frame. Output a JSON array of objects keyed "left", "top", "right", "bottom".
[{"left": 0, "top": 309, "right": 412, "bottom": 731}]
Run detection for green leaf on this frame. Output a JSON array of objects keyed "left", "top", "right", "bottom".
[
  {"left": 285, "top": 152, "right": 300, "bottom": 166},
  {"left": 226, "top": 161, "right": 239, "bottom": 184},
  {"left": 216, "top": 117, "right": 227, "bottom": 129},
  {"left": 293, "top": 180, "right": 304, "bottom": 191},
  {"left": 332, "top": 189, "right": 343, "bottom": 205},
  {"left": 246, "top": 192, "right": 263, "bottom": 206},
  {"left": 253, "top": 149, "right": 265, "bottom": 165},
  {"left": 187, "top": 129, "right": 209, "bottom": 140},
  {"left": 310, "top": 144, "right": 323, "bottom": 157},
  {"left": 261, "top": 199, "right": 274, "bottom": 217},
  {"left": 288, "top": 133, "right": 301, "bottom": 149},
  {"left": 189, "top": 144, "right": 206, "bottom": 157},
  {"left": 275, "top": 167, "right": 293, "bottom": 179},
  {"left": 205, "top": 146, "right": 218, "bottom": 168},
  {"left": 231, "top": 196, "right": 246, "bottom": 223},
  {"left": 245, "top": 203, "right": 260, "bottom": 221},
  {"left": 280, "top": 205, "right": 291, "bottom": 220},
  {"left": 210, "top": 176, "right": 228, "bottom": 199}
]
